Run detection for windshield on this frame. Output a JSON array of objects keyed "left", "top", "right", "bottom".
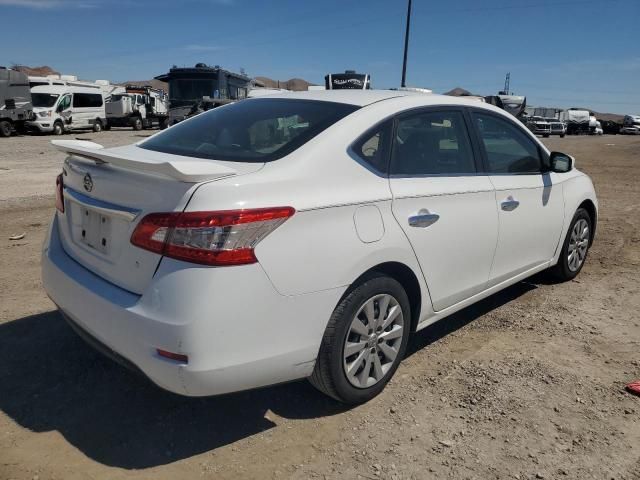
[
  {"left": 170, "top": 79, "right": 217, "bottom": 101},
  {"left": 140, "top": 98, "right": 359, "bottom": 162},
  {"left": 32, "top": 93, "right": 59, "bottom": 108}
]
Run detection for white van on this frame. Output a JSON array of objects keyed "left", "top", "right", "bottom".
[{"left": 27, "top": 85, "right": 106, "bottom": 134}]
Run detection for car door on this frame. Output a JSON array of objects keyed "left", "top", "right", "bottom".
[
  {"left": 389, "top": 108, "right": 499, "bottom": 311},
  {"left": 470, "top": 110, "right": 565, "bottom": 286},
  {"left": 57, "top": 94, "right": 72, "bottom": 128}
]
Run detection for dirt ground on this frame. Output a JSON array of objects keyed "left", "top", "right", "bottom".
[{"left": 0, "top": 131, "right": 638, "bottom": 480}]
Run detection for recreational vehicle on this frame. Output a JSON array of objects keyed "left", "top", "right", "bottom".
[
  {"left": 0, "top": 67, "right": 34, "bottom": 137},
  {"left": 27, "top": 85, "right": 106, "bottom": 134}
]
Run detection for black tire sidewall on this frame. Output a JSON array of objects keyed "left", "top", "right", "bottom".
[
  {"left": 0, "top": 121, "right": 11, "bottom": 137},
  {"left": 557, "top": 208, "right": 592, "bottom": 280},
  {"left": 328, "top": 275, "right": 411, "bottom": 404}
]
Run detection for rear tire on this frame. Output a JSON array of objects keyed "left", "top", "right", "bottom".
[
  {"left": 0, "top": 120, "right": 12, "bottom": 137},
  {"left": 309, "top": 274, "right": 411, "bottom": 404},
  {"left": 549, "top": 208, "right": 592, "bottom": 281},
  {"left": 93, "top": 119, "right": 103, "bottom": 132},
  {"left": 53, "top": 121, "right": 64, "bottom": 136}
]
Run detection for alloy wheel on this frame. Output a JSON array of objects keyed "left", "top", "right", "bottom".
[
  {"left": 568, "top": 218, "right": 589, "bottom": 272},
  {"left": 343, "top": 294, "right": 404, "bottom": 388}
]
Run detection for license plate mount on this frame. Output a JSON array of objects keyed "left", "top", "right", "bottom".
[{"left": 80, "top": 207, "right": 112, "bottom": 255}]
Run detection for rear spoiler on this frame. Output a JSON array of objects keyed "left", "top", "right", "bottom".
[{"left": 51, "top": 139, "right": 237, "bottom": 182}]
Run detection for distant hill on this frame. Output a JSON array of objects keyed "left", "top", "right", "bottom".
[
  {"left": 255, "top": 76, "right": 316, "bottom": 91},
  {"left": 443, "top": 87, "right": 475, "bottom": 96},
  {"left": 123, "top": 79, "right": 169, "bottom": 92},
  {"left": 12, "top": 65, "right": 59, "bottom": 77}
]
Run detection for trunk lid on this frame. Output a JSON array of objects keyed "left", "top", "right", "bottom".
[{"left": 53, "top": 140, "right": 263, "bottom": 294}]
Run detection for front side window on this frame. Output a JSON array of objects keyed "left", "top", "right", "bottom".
[
  {"left": 140, "top": 98, "right": 359, "bottom": 163},
  {"left": 58, "top": 95, "right": 71, "bottom": 111},
  {"left": 473, "top": 112, "right": 542, "bottom": 174},
  {"left": 391, "top": 110, "right": 476, "bottom": 176}
]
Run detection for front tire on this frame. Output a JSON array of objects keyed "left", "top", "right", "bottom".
[
  {"left": 0, "top": 120, "right": 12, "bottom": 137},
  {"left": 52, "top": 121, "right": 64, "bottom": 136},
  {"left": 131, "top": 117, "right": 143, "bottom": 131},
  {"left": 550, "top": 208, "right": 592, "bottom": 281},
  {"left": 309, "top": 274, "right": 411, "bottom": 404}
]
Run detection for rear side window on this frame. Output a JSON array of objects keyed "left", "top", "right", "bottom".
[
  {"left": 473, "top": 112, "right": 542, "bottom": 174},
  {"left": 353, "top": 121, "right": 392, "bottom": 173},
  {"left": 140, "top": 99, "right": 359, "bottom": 162},
  {"left": 391, "top": 110, "right": 476, "bottom": 176},
  {"left": 73, "top": 93, "right": 103, "bottom": 108}
]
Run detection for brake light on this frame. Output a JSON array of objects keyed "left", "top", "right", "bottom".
[
  {"left": 130, "top": 207, "right": 295, "bottom": 266},
  {"left": 55, "top": 173, "right": 64, "bottom": 213}
]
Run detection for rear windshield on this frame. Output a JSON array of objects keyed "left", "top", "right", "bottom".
[{"left": 140, "top": 98, "right": 359, "bottom": 162}]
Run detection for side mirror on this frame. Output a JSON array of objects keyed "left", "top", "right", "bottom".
[{"left": 549, "top": 151, "right": 574, "bottom": 173}]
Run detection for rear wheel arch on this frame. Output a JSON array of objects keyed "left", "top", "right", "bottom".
[{"left": 348, "top": 261, "right": 422, "bottom": 333}]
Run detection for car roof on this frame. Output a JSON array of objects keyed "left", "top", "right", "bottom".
[{"left": 251, "top": 89, "right": 502, "bottom": 110}]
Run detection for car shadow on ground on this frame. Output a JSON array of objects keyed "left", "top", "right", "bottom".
[{"left": 0, "top": 279, "right": 538, "bottom": 469}]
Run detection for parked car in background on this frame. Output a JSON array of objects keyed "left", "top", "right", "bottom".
[
  {"left": 620, "top": 125, "right": 640, "bottom": 135},
  {"left": 27, "top": 85, "right": 106, "bottom": 135},
  {"left": 544, "top": 117, "right": 566, "bottom": 137},
  {"left": 42, "top": 90, "right": 598, "bottom": 404},
  {"left": 526, "top": 116, "right": 551, "bottom": 137}
]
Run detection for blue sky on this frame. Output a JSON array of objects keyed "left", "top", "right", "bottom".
[{"left": 1, "top": 0, "right": 639, "bottom": 114}]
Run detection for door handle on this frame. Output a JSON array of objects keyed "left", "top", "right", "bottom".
[
  {"left": 408, "top": 209, "right": 440, "bottom": 228},
  {"left": 501, "top": 196, "right": 520, "bottom": 211}
]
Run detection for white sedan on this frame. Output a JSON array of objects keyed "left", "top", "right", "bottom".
[{"left": 42, "top": 90, "right": 597, "bottom": 403}]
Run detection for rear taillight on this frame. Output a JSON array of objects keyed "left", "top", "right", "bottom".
[
  {"left": 55, "top": 173, "right": 64, "bottom": 213},
  {"left": 130, "top": 207, "right": 295, "bottom": 266}
]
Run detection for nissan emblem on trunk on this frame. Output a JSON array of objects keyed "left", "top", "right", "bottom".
[{"left": 83, "top": 173, "right": 93, "bottom": 192}]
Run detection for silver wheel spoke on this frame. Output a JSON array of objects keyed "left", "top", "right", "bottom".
[
  {"left": 378, "top": 342, "right": 398, "bottom": 362},
  {"left": 380, "top": 325, "right": 403, "bottom": 342},
  {"left": 376, "top": 295, "right": 390, "bottom": 328},
  {"left": 350, "top": 318, "right": 368, "bottom": 336},
  {"left": 380, "top": 305, "right": 401, "bottom": 331},
  {"left": 347, "top": 350, "right": 367, "bottom": 377},
  {"left": 363, "top": 301, "right": 375, "bottom": 326},
  {"left": 373, "top": 354, "right": 384, "bottom": 379},
  {"left": 344, "top": 340, "right": 367, "bottom": 358},
  {"left": 357, "top": 353, "right": 373, "bottom": 385}
]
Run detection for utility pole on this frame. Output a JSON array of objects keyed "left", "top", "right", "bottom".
[
  {"left": 401, "top": 0, "right": 412, "bottom": 87},
  {"left": 504, "top": 72, "right": 510, "bottom": 95}
]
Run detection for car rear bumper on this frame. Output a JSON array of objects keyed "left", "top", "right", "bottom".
[{"left": 42, "top": 214, "right": 343, "bottom": 396}]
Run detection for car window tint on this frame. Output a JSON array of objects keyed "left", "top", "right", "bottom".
[
  {"left": 391, "top": 110, "right": 475, "bottom": 175},
  {"left": 141, "top": 99, "right": 359, "bottom": 163},
  {"left": 353, "top": 121, "right": 392, "bottom": 173},
  {"left": 473, "top": 112, "right": 542, "bottom": 174}
]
